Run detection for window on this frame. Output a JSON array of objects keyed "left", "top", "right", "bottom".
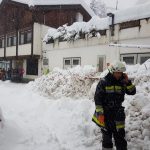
[
  {"left": 19, "top": 30, "right": 32, "bottom": 44},
  {"left": 63, "top": 57, "right": 81, "bottom": 69},
  {"left": 26, "top": 59, "right": 38, "bottom": 75},
  {"left": 0, "top": 37, "right": 4, "bottom": 48},
  {"left": 76, "top": 12, "right": 83, "bottom": 22},
  {"left": 123, "top": 57, "right": 135, "bottom": 65},
  {"left": 140, "top": 56, "right": 150, "bottom": 64},
  {"left": 137, "top": 54, "right": 150, "bottom": 64},
  {"left": 43, "top": 59, "right": 49, "bottom": 66},
  {"left": 7, "top": 35, "right": 16, "bottom": 47},
  {"left": 119, "top": 20, "right": 140, "bottom": 30},
  {"left": 121, "top": 54, "right": 137, "bottom": 65},
  {"left": 98, "top": 56, "right": 105, "bottom": 72},
  {"left": 27, "top": 31, "right": 32, "bottom": 43}
]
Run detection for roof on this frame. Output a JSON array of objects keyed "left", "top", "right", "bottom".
[
  {"left": 114, "top": 2, "right": 150, "bottom": 24},
  {"left": 0, "top": 0, "right": 95, "bottom": 17}
]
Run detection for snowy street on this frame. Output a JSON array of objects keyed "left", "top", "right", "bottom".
[{"left": 0, "top": 81, "right": 99, "bottom": 150}]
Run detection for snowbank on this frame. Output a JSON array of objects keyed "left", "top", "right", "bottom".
[
  {"left": 28, "top": 66, "right": 97, "bottom": 99},
  {"left": 89, "top": 60, "right": 150, "bottom": 149},
  {"left": 0, "top": 60, "right": 150, "bottom": 149}
]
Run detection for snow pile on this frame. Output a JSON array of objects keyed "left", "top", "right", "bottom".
[
  {"left": 123, "top": 59, "right": 150, "bottom": 149},
  {"left": 88, "top": 60, "right": 150, "bottom": 149},
  {"left": 44, "top": 16, "right": 109, "bottom": 42},
  {"left": 125, "top": 85, "right": 150, "bottom": 149},
  {"left": 28, "top": 66, "right": 97, "bottom": 99},
  {"left": 0, "top": 81, "right": 100, "bottom": 150}
]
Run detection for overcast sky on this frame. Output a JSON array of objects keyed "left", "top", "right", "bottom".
[{"left": 85, "top": 0, "right": 138, "bottom": 10}]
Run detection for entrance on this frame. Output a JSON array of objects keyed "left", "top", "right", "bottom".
[{"left": 98, "top": 56, "right": 106, "bottom": 72}]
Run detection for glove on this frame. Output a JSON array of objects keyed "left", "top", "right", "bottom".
[
  {"left": 97, "top": 114, "right": 105, "bottom": 127},
  {"left": 92, "top": 105, "right": 105, "bottom": 128}
]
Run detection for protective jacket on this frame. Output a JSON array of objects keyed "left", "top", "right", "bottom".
[{"left": 92, "top": 72, "right": 136, "bottom": 130}]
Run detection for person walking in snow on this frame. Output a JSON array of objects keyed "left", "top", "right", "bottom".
[{"left": 92, "top": 61, "right": 136, "bottom": 150}]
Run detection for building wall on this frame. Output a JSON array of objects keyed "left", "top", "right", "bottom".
[
  {"left": 33, "top": 23, "right": 50, "bottom": 56},
  {"left": 44, "top": 37, "right": 119, "bottom": 71},
  {"left": 18, "top": 44, "right": 31, "bottom": 56},
  {"left": 43, "top": 18, "right": 150, "bottom": 70}
]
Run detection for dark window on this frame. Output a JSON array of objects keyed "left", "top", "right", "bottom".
[
  {"left": 26, "top": 59, "right": 38, "bottom": 75},
  {"left": 123, "top": 56, "right": 134, "bottom": 65},
  {"left": 43, "top": 59, "right": 49, "bottom": 66},
  {"left": 19, "top": 30, "right": 32, "bottom": 44},
  {"left": 63, "top": 57, "right": 81, "bottom": 69},
  {"left": 7, "top": 36, "right": 16, "bottom": 47},
  {"left": 65, "top": 59, "right": 71, "bottom": 65},
  {"left": 140, "top": 56, "right": 150, "bottom": 64},
  {"left": 119, "top": 20, "right": 140, "bottom": 30},
  {"left": 0, "top": 38, "right": 4, "bottom": 48},
  {"left": 73, "top": 59, "right": 79, "bottom": 65}
]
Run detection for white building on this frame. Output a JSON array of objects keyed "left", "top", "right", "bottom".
[{"left": 43, "top": 2, "right": 150, "bottom": 72}]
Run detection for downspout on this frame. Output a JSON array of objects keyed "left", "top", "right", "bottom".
[
  {"left": 15, "top": 7, "right": 19, "bottom": 60},
  {"left": 4, "top": 7, "right": 6, "bottom": 60},
  {"left": 31, "top": 9, "right": 34, "bottom": 58}
]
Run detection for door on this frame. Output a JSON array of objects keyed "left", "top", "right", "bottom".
[{"left": 98, "top": 56, "right": 106, "bottom": 72}]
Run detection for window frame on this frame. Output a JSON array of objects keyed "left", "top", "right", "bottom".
[
  {"left": 19, "top": 30, "right": 32, "bottom": 45},
  {"left": 120, "top": 54, "right": 137, "bottom": 65},
  {"left": 63, "top": 57, "right": 81, "bottom": 69}
]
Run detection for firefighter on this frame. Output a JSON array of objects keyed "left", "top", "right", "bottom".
[{"left": 92, "top": 61, "right": 136, "bottom": 150}]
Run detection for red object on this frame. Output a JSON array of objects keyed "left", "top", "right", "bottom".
[{"left": 98, "top": 115, "right": 105, "bottom": 124}]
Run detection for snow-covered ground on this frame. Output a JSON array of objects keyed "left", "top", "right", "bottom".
[
  {"left": 0, "top": 60, "right": 150, "bottom": 150},
  {"left": 0, "top": 81, "right": 98, "bottom": 150}
]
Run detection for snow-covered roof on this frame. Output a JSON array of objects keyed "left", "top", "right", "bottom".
[
  {"left": 44, "top": 16, "right": 109, "bottom": 42},
  {"left": 44, "top": 2, "right": 150, "bottom": 42},
  {"left": 3, "top": 0, "right": 95, "bottom": 17},
  {"left": 114, "top": 2, "right": 150, "bottom": 24}
]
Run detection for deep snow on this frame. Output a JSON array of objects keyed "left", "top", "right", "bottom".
[{"left": 0, "top": 60, "right": 150, "bottom": 150}]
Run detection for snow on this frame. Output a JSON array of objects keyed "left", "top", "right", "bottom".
[
  {"left": 0, "top": 60, "right": 150, "bottom": 150},
  {"left": 44, "top": 2, "right": 150, "bottom": 42},
  {"left": 28, "top": 65, "right": 97, "bottom": 99},
  {"left": 44, "top": 16, "right": 109, "bottom": 42},
  {"left": 114, "top": 2, "right": 150, "bottom": 24}
]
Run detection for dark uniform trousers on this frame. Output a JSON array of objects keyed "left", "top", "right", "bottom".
[{"left": 101, "top": 128, "right": 127, "bottom": 150}]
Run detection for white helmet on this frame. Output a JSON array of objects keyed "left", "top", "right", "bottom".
[{"left": 108, "top": 61, "right": 126, "bottom": 73}]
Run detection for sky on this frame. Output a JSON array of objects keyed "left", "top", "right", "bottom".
[{"left": 85, "top": 0, "right": 139, "bottom": 10}]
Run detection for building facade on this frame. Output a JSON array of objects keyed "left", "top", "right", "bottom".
[
  {"left": 44, "top": 4, "right": 150, "bottom": 72},
  {"left": 0, "top": 0, "right": 93, "bottom": 79}
]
